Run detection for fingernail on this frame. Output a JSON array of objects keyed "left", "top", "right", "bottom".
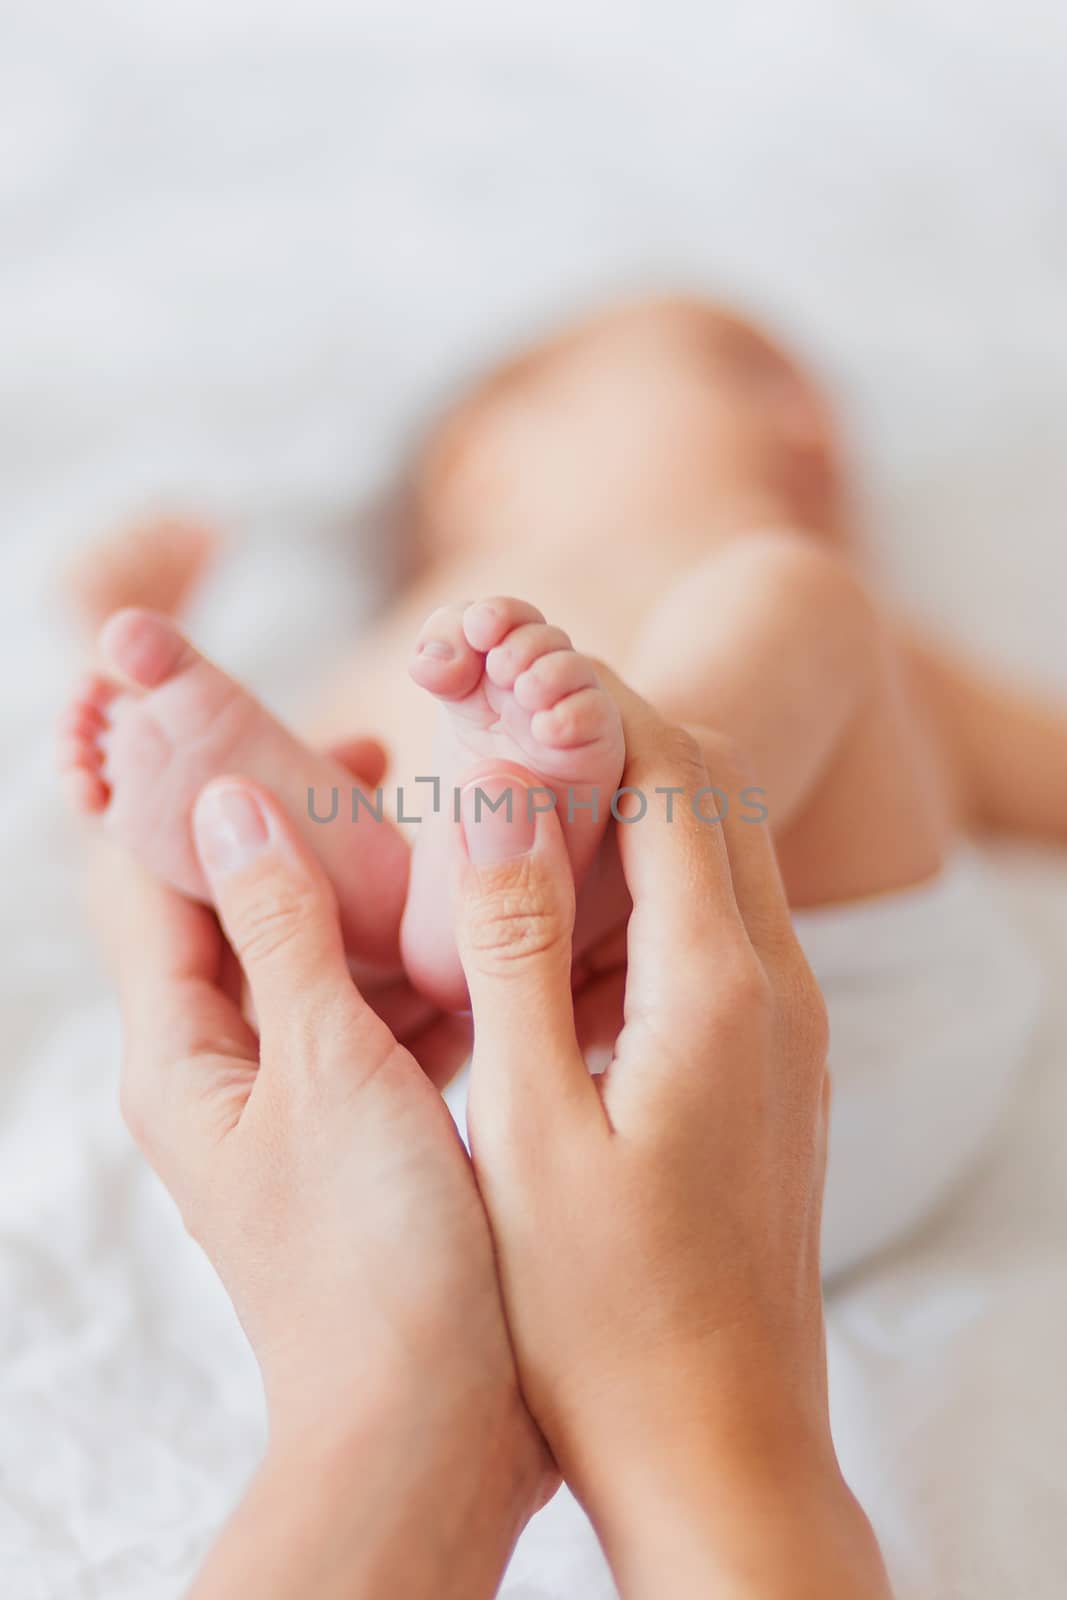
[
  {"left": 461, "top": 777, "right": 536, "bottom": 865},
  {"left": 195, "top": 785, "right": 271, "bottom": 875}
]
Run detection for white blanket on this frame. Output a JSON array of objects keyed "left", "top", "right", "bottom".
[{"left": 2, "top": 3, "right": 1066, "bottom": 1594}]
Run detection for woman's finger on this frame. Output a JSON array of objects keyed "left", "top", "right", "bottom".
[
  {"left": 594, "top": 667, "right": 750, "bottom": 985},
  {"left": 89, "top": 836, "right": 221, "bottom": 1010},
  {"left": 95, "top": 838, "right": 251, "bottom": 1072},
  {"left": 90, "top": 838, "right": 257, "bottom": 1186},
  {"left": 453, "top": 765, "right": 597, "bottom": 1134},
  {"left": 685, "top": 721, "right": 798, "bottom": 965},
  {"left": 192, "top": 778, "right": 399, "bottom": 1082}
]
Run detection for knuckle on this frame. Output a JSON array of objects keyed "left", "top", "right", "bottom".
[
  {"left": 464, "top": 862, "right": 571, "bottom": 972},
  {"left": 627, "top": 720, "right": 709, "bottom": 800},
  {"left": 718, "top": 949, "right": 775, "bottom": 1019},
  {"left": 672, "top": 947, "right": 772, "bottom": 1044},
  {"left": 469, "top": 898, "right": 566, "bottom": 967},
  {"left": 229, "top": 866, "right": 321, "bottom": 968}
]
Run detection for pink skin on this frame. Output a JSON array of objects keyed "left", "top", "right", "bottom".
[
  {"left": 59, "top": 516, "right": 219, "bottom": 638},
  {"left": 58, "top": 674, "right": 116, "bottom": 813},
  {"left": 59, "top": 598, "right": 624, "bottom": 1011},
  {"left": 58, "top": 608, "right": 409, "bottom": 969},
  {"left": 402, "top": 596, "right": 625, "bottom": 1010}
]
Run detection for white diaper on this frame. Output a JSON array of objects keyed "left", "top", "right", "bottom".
[{"left": 798, "top": 849, "right": 1045, "bottom": 1279}]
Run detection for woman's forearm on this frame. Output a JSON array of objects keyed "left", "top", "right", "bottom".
[{"left": 189, "top": 1398, "right": 540, "bottom": 1600}]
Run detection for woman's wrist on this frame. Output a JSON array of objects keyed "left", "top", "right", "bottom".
[
  {"left": 191, "top": 1378, "right": 547, "bottom": 1600},
  {"left": 601, "top": 1444, "right": 889, "bottom": 1599},
  {"left": 579, "top": 1385, "right": 891, "bottom": 1600}
]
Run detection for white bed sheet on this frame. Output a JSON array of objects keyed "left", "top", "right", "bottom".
[{"left": 2, "top": 3, "right": 1066, "bottom": 1595}]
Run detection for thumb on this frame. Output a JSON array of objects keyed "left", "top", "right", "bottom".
[
  {"left": 454, "top": 768, "right": 592, "bottom": 1123},
  {"left": 192, "top": 778, "right": 357, "bottom": 1042}
]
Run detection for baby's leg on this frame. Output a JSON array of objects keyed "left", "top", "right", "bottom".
[
  {"left": 628, "top": 530, "right": 952, "bottom": 907},
  {"left": 904, "top": 632, "right": 1067, "bottom": 847},
  {"left": 58, "top": 608, "right": 409, "bottom": 968},
  {"left": 60, "top": 516, "right": 218, "bottom": 638}
]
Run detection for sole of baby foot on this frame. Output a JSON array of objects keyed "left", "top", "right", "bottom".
[
  {"left": 58, "top": 607, "right": 409, "bottom": 968},
  {"left": 401, "top": 595, "right": 625, "bottom": 1009}
]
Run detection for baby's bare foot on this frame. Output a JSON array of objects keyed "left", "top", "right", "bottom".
[
  {"left": 59, "top": 517, "right": 219, "bottom": 637},
  {"left": 402, "top": 595, "right": 625, "bottom": 1007},
  {"left": 58, "top": 608, "right": 409, "bottom": 967}
]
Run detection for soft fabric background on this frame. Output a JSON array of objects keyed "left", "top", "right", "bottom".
[{"left": 1, "top": 3, "right": 1065, "bottom": 1595}]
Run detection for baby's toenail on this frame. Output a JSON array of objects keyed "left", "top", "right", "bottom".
[{"left": 418, "top": 638, "right": 455, "bottom": 662}]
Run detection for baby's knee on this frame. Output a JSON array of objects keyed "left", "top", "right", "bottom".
[
  {"left": 635, "top": 529, "right": 883, "bottom": 697},
  {"left": 732, "top": 531, "right": 884, "bottom": 675}
]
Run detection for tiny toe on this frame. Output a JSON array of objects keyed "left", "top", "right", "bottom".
[
  {"left": 513, "top": 649, "right": 598, "bottom": 713},
  {"left": 62, "top": 766, "right": 110, "bottom": 814},
  {"left": 486, "top": 622, "right": 571, "bottom": 689},
  {"left": 57, "top": 700, "right": 105, "bottom": 740},
  {"left": 57, "top": 733, "right": 104, "bottom": 773},
  {"left": 98, "top": 607, "right": 198, "bottom": 691},
  {"left": 410, "top": 605, "right": 484, "bottom": 701},
  {"left": 463, "top": 596, "right": 545, "bottom": 653},
  {"left": 74, "top": 672, "right": 119, "bottom": 717},
  {"left": 531, "top": 687, "right": 617, "bottom": 750}
]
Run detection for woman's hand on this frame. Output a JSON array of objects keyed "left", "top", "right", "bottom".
[
  {"left": 453, "top": 674, "right": 892, "bottom": 1599},
  {"left": 100, "top": 779, "right": 550, "bottom": 1600}
]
